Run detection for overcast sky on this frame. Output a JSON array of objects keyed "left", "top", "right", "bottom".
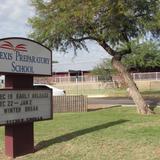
[{"left": 0, "top": 0, "right": 109, "bottom": 67}]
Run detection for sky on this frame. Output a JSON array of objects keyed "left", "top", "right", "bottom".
[{"left": 0, "top": 0, "right": 109, "bottom": 71}]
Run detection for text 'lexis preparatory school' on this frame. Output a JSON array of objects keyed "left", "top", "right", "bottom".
[{"left": 0, "top": 51, "right": 50, "bottom": 73}]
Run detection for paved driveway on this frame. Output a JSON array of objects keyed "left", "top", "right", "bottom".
[{"left": 88, "top": 97, "right": 160, "bottom": 109}]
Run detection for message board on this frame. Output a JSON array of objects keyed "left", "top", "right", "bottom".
[
  {"left": 0, "top": 89, "right": 52, "bottom": 125},
  {"left": 0, "top": 38, "right": 52, "bottom": 75}
]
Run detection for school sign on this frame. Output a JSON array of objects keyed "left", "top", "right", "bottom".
[
  {"left": 0, "top": 37, "right": 52, "bottom": 75},
  {"left": 0, "top": 37, "right": 53, "bottom": 158},
  {"left": 0, "top": 89, "right": 52, "bottom": 125}
]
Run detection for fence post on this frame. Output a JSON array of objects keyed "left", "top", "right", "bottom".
[
  {"left": 133, "top": 73, "right": 135, "bottom": 81},
  {"left": 156, "top": 72, "right": 158, "bottom": 80},
  {"left": 76, "top": 77, "right": 78, "bottom": 95}
]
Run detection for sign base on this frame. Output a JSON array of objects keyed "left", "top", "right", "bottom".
[
  {"left": 5, "top": 75, "right": 34, "bottom": 158},
  {"left": 5, "top": 123, "right": 34, "bottom": 158}
]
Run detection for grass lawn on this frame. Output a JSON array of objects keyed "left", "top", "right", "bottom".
[
  {"left": 66, "top": 87, "right": 160, "bottom": 98},
  {"left": 1, "top": 107, "right": 160, "bottom": 159},
  {"left": 142, "top": 90, "right": 160, "bottom": 98},
  {"left": 67, "top": 88, "right": 128, "bottom": 97}
]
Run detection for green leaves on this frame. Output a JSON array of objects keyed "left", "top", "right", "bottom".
[
  {"left": 122, "top": 41, "right": 160, "bottom": 71},
  {"left": 28, "top": 0, "right": 160, "bottom": 55},
  {"left": 92, "top": 59, "right": 116, "bottom": 81}
]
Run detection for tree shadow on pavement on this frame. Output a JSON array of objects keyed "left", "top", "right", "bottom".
[{"left": 35, "top": 119, "right": 129, "bottom": 151}]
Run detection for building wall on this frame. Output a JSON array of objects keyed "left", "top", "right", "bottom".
[{"left": 34, "top": 71, "right": 92, "bottom": 84}]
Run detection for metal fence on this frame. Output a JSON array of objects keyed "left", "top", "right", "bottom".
[
  {"left": 53, "top": 95, "right": 88, "bottom": 113},
  {"left": 132, "top": 72, "right": 160, "bottom": 81},
  {"left": 34, "top": 75, "right": 112, "bottom": 84},
  {"left": 54, "top": 72, "right": 160, "bottom": 82},
  {"left": 53, "top": 75, "right": 101, "bottom": 83},
  {"left": 34, "top": 72, "right": 160, "bottom": 85}
]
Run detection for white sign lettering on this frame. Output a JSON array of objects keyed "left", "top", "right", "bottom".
[
  {"left": 0, "top": 89, "right": 52, "bottom": 125},
  {"left": 0, "top": 38, "right": 52, "bottom": 75}
]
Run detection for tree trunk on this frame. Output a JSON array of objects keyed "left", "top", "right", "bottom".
[{"left": 112, "top": 57, "right": 154, "bottom": 114}]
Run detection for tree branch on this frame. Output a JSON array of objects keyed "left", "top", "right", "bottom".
[
  {"left": 70, "top": 37, "right": 118, "bottom": 58},
  {"left": 70, "top": 36, "right": 98, "bottom": 42},
  {"left": 118, "top": 31, "right": 132, "bottom": 57},
  {"left": 98, "top": 40, "right": 117, "bottom": 57},
  {"left": 118, "top": 48, "right": 131, "bottom": 57}
]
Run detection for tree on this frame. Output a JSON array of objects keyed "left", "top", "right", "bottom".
[
  {"left": 92, "top": 59, "right": 116, "bottom": 82},
  {"left": 28, "top": 0, "right": 160, "bottom": 114},
  {"left": 122, "top": 41, "right": 160, "bottom": 72}
]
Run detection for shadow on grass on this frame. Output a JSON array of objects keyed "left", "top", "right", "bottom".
[
  {"left": 142, "top": 90, "right": 160, "bottom": 94},
  {"left": 35, "top": 119, "right": 129, "bottom": 151},
  {"left": 87, "top": 105, "right": 122, "bottom": 112},
  {"left": 148, "top": 99, "right": 159, "bottom": 111}
]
